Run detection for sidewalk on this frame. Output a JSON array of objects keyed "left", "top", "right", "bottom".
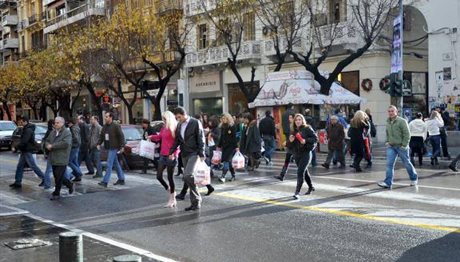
[{"left": 0, "top": 213, "right": 160, "bottom": 262}]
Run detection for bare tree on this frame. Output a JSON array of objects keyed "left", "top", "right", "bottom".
[
  {"left": 200, "top": 0, "right": 260, "bottom": 102},
  {"left": 254, "top": 0, "right": 310, "bottom": 71},
  {"left": 288, "top": 0, "right": 398, "bottom": 95}
]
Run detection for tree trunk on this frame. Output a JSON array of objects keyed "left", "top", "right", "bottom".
[
  {"left": 2, "top": 102, "right": 12, "bottom": 120},
  {"left": 125, "top": 104, "right": 135, "bottom": 124},
  {"left": 152, "top": 97, "right": 162, "bottom": 121}
]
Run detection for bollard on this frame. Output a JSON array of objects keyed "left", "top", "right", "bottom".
[
  {"left": 113, "top": 254, "right": 142, "bottom": 262},
  {"left": 59, "top": 231, "right": 83, "bottom": 262}
]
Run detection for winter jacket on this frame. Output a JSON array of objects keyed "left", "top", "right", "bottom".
[
  {"left": 259, "top": 116, "right": 276, "bottom": 138},
  {"left": 89, "top": 123, "right": 102, "bottom": 149},
  {"left": 17, "top": 123, "right": 36, "bottom": 153},
  {"left": 408, "top": 119, "right": 427, "bottom": 140},
  {"left": 98, "top": 122, "right": 125, "bottom": 150},
  {"left": 386, "top": 116, "right": 411, "bottom": 148},
  {"left": 79, "top": 123, "right": 89, "bottom": 151},
  {"left": 240, "top": 120, "right": 261, "bottom": 155},
  {"left": 327, "top": 122, "right": 345, "bottom": 150},
  {"left": 169, "top": 117, "right": 205, "bottom": 158},
  {"left": 142, "top": 126, "right": 156, "bottom": 141},
  {"left": 218, "top": 124, "right": 238, "bottom": 162},
  {"left": 282, "top": 108, "right": 295, "bottom": 135},
  {"left": 150, "top": 127, "right": 179, "bottom": 157},
  {"left": 348, "top": 122, "right": 369, "bottom": 155},
  {"left": 70, "top": 125, "right": 81, "bottom": 149},
  {"left": 45, "top": 128, "right": 72, "bottom": 166},
  {"left": 287, "top": 125, "right": 317, "bottom": 157},
  {"left": 426, "top": 117, "right": 444, "bottom": 136}
]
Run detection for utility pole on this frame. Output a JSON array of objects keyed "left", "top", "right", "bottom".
[{"left": 399, "top": 0, "right": 404, "bottom": 115}]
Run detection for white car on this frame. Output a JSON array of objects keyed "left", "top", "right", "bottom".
[{"left": 0, "top": 120, "right": 17, "bottom": 150}]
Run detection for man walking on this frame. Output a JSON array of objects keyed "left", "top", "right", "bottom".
[
  {"left": 438, "top": 107, "right": 451, "bottom": 159},
  {"left": 78, "top": 115, "right": 93, "bottom": 175},
  {"left": 10, "top": 116, "right": 46, "bottom": 188},
  {"left": 169, "top": 107, "right": 205, "bottom": 211},
  {"left": 282, "top": 103, "right": 295, "bottom": 140},
  {"left": 97, "top": 112, "right": 125, "bottom": 187},
  {"left": 141, "top": 119, "right": 156, "bottom": 174},
  {"left": 259, "top": 111, "right": 276, "bottom": 165},
  {"left": 67, "top": 119, "right": 83, "bottom": 182},
  {"left": 45, "top": 117, "right": 74, "bottom": 200},
  {"left": 322, "top": 115, "right": 346, "bottom": 169},
  {"left": 378, "top": 105, "right": 418, "bottom": 189},
  {"left": 88, "top": 116, "right": 103, "bottom": 178}
]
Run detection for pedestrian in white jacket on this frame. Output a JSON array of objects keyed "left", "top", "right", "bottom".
[
  {"left": 426, "top": 111, "right": 444, "bottom": 165},
  {"left": 408, "top": 113, "right": 427, "bottom": 166}
]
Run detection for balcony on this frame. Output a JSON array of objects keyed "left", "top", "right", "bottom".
[
  {"left": 0, "top": 38, "right": 19, "bottom": 50},
  {"left": 156, "top": 0, "right": 183, "bottom": 13},
  {"left": 186, "top": 40, "right": 262, "bottom": 67},
  {"left": 43, "top": 0, "right": 59, "bottom": 7},
  {"left": 1, "top": 15, "right": 18, "bottom": 26},
  {"left": 44, "top": 2, "right": 105, "bottom": 34},
  {"left": 17, "top": 19, "right": 28, "bottom": 31},
  {"left": 185, "top": 0, "right": 215, "bottom": 16},
  {"left": 263, "top": 37, "right": 304, "bottom": 57},
  {"left": 318, "top": 22, "right": 360, "bottom": 52}
]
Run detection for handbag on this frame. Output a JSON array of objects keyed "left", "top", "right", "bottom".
[
  {"left": 194, "top": 160, "right": 211, "bottom": 186},
  {"left": 138, "top": 140, "right": 156, "bottom": 160}
]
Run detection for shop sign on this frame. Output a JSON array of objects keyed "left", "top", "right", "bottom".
[{"left": 190, "top": 72, "right": 220, "bottom": 93}]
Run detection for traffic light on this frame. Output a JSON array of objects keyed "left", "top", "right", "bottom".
[{"left": 387, "top": 73, "right": 403, "bottom": 97}]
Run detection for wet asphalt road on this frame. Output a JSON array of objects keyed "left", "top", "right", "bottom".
[{"left": 0, "top": 146, "right": 459, "bottom": 262}]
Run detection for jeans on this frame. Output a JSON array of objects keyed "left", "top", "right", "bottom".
[
  {"left": 42, "top": 161, "right": 53, "bottom": 188},
  {"left": 294, "top": 151, "right": 313, "bottom": 194},
  {"left": 429, "top": 135, "right": 441, "bottom": 160},
  {"left": 221, "top": 161, "right": 235, "bottom": 178},
  {"left": 440, "top": 128, "right": 449, "bottom": 157},
  {"left": 102, "top": 149, "right": 125, "bottom": 183},
  {"left": 15, "top": 152, "right": 44, "bottom": 185},
  {"left": 384, "top": 146, "right": 418, "bottom": 186},
  {"left": 262, "top": 136, "right": 276, "bottom": 162},
  {"left": 88, "top": 148, "right": 102, "bottom": 176},
  {"left": 68, "top": 148, "right": 83, "bottom": 178}
]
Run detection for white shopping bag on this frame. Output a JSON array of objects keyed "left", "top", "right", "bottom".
[
  {"left": 211, "top": 150, "right": 222, "bottom": 165},
  {"left": 193, "top": 160, "right": 211, "bottom": 186},
  {"left": 232, "top": 151, "right": 245, "bottom": 169},
  {"left": 138, "top": 140, "right": 156, "bottom": 160}
]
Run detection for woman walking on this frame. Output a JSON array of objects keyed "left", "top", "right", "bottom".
[
  {"left": 348, "top": 111, "right": 370, "bottom": 172},
  {"left": 218, "top": 113, "right": 238, "bottom": 183},
  {"left": 426, "top": 110, "right": 444, "bottom": 165},
  {"left": 287, "top": 114, "right": 318, "bottom": 199},
  {"left": 408, "top": 112, "right": 427, "bottom": 166},
  {"left": 240, "top": 113, "right": 261, "bottom": 171},
  {"left": 275, "top": 113, "right": 295, "bottom": 181},
  {"left": 149, "top": 111, "right": 179, "bottom": 208}
]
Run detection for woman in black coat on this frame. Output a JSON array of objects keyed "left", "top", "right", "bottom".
[
  {"left": 217, "top": 113, "right": 238, "bottom": 182},
  {"left": 240, "top": 113, "right": 261, "bottom": 171},
  {"left": 348, "top": 111, "right": 370, "bottom": 172},
  {"left": 287, "top": 114, "right": 318, "bottom": 199}
]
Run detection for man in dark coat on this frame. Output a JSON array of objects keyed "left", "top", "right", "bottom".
[
  {"left": 259, "top": 111, "right": 276, "bottom": 165},
  {"left": 10, "top": 116, "right": 45, "bottom": 188},
  {"left": 322, "top": 116, "right": 345, "bottom": 169},
  {"left": 282, "top": 103, "right": 295, "bottom": 139},
  {"left": 78, "top": 115, "right": 93, "bottom": 175},
  {"left": 240, "top": 113, "right": 261, "bottom": 171}
]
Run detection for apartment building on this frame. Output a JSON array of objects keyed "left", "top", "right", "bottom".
[
  {"left": 0, "top": 0, "right": 19, "bottom": 65},
  {"left": 180, "top": 0, "right": 460, "bottom": 141}
]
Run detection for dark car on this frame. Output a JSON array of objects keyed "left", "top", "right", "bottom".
[
  {"left": 0, "top": 121, "right": 17, "bottom": 150},
  {"left": 11, "top": 122, "right": 48, "bottom": 153},
  {"left": 100, "top": 124, "right": 162, "bottom": 170}
]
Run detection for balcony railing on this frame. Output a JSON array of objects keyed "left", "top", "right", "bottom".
[
  {"left": 1, "top": 15, "right": 18, "bottom": 26},
  {"left": 318, "top": 22, "right": 360, "bottom": 49},
  {"left": 156, "top": 0, "right": 183, "bottom": 13},
  {"left": 185, "top": 0, "right": 216, "bottom": 16},
  {"left": 0, "top": 38, "right": 19, "bottom": 50},
  {"left": 264, "top": 37, "right": 303, "bottom": 56},
  {"left": 186, "top": 40, "right": 261, "bottom": 67},
  {"left": 44, "top": 2, "right": 105, "bottom": 34}
]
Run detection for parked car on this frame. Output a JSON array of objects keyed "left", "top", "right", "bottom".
[
  {"left": 0, "top": 121, "right": 17, "bottom": 150},
  {"left": 11, "top": 122, "right": 47, "bottom": 153},
  {"left": 100, "top": 125, "right": 149, "bottom": 170}
]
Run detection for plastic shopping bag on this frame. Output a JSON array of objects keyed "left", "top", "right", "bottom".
[
  {"left": 232, "top": 151, "right": 245, "bottom": 169},
  {"left": 194, "top": 160, "right": 211, "bottom": 186},
  {"left": 139, "top": 140, "right": 156, "bottom": 160},
  {"left": 211, "top": 150, "right": 222, "bottom": 165}
]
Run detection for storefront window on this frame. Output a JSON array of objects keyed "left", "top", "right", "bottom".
[
  {"left": 403, "top": 71, "right": 428, "bottom": 119},
  {"left": 193, "top": 98, "right": 223, "bottom": 117}
]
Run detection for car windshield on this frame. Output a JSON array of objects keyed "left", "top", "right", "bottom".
[
  {"left": 0, "top": 122, "right": 17, "bottom": 131},
  {"left": 122, "top": 127, "right": 142, "bottom": 141},
  {"left": 35, "top": 125, "right": 47, "bottom": 134}
]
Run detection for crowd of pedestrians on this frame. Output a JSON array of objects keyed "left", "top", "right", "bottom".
[{"left": 8, "top": 103, "right": 459, "bottom": 209}]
